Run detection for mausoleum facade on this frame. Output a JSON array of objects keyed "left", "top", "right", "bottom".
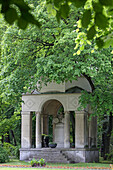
[{"left": 20, "top": 77, "right": 99, "bottom": 163}]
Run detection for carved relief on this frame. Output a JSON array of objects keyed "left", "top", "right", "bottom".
[
  {"left": 26, "top": 99, "right": 35, "bottom": 108},
  {"left": 68, "top": 96, "right": 79, "bottom": 110},
  {"left": 53, "top": 112, "right": 64, "bottom": 124}
]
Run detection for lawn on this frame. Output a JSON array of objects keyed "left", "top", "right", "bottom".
[{"left": 0, "top": 158, "right": 112, "bottom": 169}]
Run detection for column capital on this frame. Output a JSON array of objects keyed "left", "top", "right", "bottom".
[
  {"left": 21, "top": 111, "right": 31, "bottom": 115},
  {"left": 35, "top": 111, "right": 41, "bottom": 115},
  {"left": 43, "top": 114, "right": 48, "bottom": 118},
  {"left": 75, "top": 110, "right": 85, "bottom": 114},
  {"left": 64, "top": 111, "right": 70, "bottom": 114}
]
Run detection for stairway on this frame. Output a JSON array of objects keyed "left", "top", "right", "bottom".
[{"left": 29, "top": 148, "right": 70, "bottom": 163}]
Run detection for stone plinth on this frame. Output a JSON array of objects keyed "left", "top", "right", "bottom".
[
  {"left": 54, "top": 123, "right": 64, "bottom": 148},
  {"left": 20, "top": 148, "right": 99, "bottom": 163}
]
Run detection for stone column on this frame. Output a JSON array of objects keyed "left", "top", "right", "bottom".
[
  {"left": 41, "top": 115, "right": 44, "bottom": 135},
  {"left": 53, "top": 117, "right": 56, "bottom": 142},
  {"left": 64, "top": 111, "right": 70, "bottom": 148},
  {"left": 43, "top": 114, "right": 48, "bottom": 135},
  {"left": 36, "top": 112, "right": 41, "bottom": 148},
  {"left": 21, "top": 112, "right": 32, "bottom": 148},
  {"left": 89, "top": 116, "right": 97, "bottom": 147},
  {"left": 75, "top": 111, "right": 87, "bottom": 148}
]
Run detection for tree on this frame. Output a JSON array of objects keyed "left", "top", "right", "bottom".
[
  {"left": 1, "top": 0, "right": 113, "bottom": 48},
  {"left": 46, "top": 0, "right": 113, "bottom": 48},
  {"left": 0, "top": 0, "right": 113, "bottom": 159},
  {"left": 0, "top": 1, "right": 80, "bottom": 148},
  {"left": 0, "top": 0, "right": 41, "bottom": 29}
]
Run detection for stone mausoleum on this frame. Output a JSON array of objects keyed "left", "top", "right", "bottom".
[{"left": 20, "top": 77, "right": 99, "bottom": 163}]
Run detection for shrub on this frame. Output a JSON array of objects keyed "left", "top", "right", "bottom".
[
  {"left": 106, "top": 150, "right": 113, "bottom": 162},
  {"left": 3, "top": 143, "right": 20, "bottom": 159},
  {"left": 38, "top": 158, "right": 46, "bottom": 166},
  {"left": 30, "top": 158, "right": 46, "bottom": 167},
  {"left": 0, "top": 146, "right": 9, "bottom": 163},
  {"left": 30, "top": 158, "right": 39, "bottom": 167}
]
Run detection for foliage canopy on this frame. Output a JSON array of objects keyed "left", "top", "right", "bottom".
[{"left": 1, "top": 0, "right": 113, "bottom": 47}]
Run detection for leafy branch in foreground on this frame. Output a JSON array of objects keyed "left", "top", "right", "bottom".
[{"left": 0, "top": 0, "right": 41, "bottom": 29}]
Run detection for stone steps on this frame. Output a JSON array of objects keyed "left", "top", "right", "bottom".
[{"left": 29, "top": 150, "right": 70, "bottom": 163}]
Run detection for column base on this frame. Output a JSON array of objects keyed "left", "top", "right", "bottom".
[
  {"left": 36, "top": 143, "right": 41, "bottom": 148},
  {"left": 64, "top": 143, "right": 70, "bottom": 148}
]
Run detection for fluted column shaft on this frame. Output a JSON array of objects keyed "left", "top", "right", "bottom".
[
  {"left": 64, "top": 111, "right": 70, "bottom": 148},
  {"left": 89, "top": 116, "right": 97, "bottom": 147},
  {"left": 21, "top": 112, "right": 32, "bottom": 148},
  {"left": 36, "top": 112, "right": 41, "bottom": 148},
  {"left": 75, "top": 111, "right": 87, "bottom": 148}
]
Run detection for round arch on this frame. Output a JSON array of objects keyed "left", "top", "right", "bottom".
[{"left": 38, "top": 96, "right": 66, "bottom": 112}]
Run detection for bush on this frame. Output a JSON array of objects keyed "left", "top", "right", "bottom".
[
  {"left": 106, "top": 149, "right": 113, "bottom": 162},
  {"left": 30, "top": 158, "right": 46, "bottom": 167},
  {"left": 38, "top": 158, "right": 46, "bottom": 166},
  {"left": 30, "top": 158, "right": 39, "bottom": 167},
  {"left": 3, "top": 143, "right": 20, "bottom": 159},
  {"left": 0, "top": 146, "right": 9, "bottom": 163}
]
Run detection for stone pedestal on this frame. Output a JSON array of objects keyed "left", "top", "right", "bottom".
[
  {"left": 54, "top": 123, "right": 64, "bottom": 148},
  {"left": 21, "top": 112, "right": 32, "bottom": 148},
  {"left": 75, "top": 111, "right": 87, "bottom": 148},
  {"left": 36, "top": 112, "right": 41, "bottom": 148},
  {"left": 64, "top": 111, "right": 70, "bottom": 148}
]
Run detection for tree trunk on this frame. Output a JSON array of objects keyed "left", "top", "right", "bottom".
[
  {"left": 11, "top": 130, "right": 17, "bottom": 146},
  {"left": 101, "top": 113, "right": 113, "bottom": 160},
  {"left": 5, "top": 131, "right": 10, "bottom": 143}
]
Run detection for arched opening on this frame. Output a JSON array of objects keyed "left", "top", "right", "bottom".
[{"left": 41, "top": 99, "right": 65, "bottom": 148}]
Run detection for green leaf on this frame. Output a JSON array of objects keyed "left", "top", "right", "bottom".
[
  {"left": 81, "top": 9, "right": 91, "bottom": 28},
  {"left": 95, "top": 13, "right": 108, "bottom": 29},
  {"left": 56, "top": 11, "right": 61, "bottom": 23},
  {"left": 4, "top": 8, "right": 18, "bottom": 25},
  {"left": 47, "top": 3, "right": 56, "bottom": 16},
  {"left": 70, "top": 0, "right": 87, "bottom": 8},
  {"left": 104, "top": 37, "right": 113, "bottom": 48},
  {"left": 47, "top": 3, "right": 53, "bottom": 13},
  {"left": 17, "top": 17, "right": 28, "bottom": 29},
  {"left": 80, "top": 45, "right": 84, "bottom": 51},
  {"left": 92, "top": 2, "right": 103, "bottom": 13},
  {"left": 107, "top": 7, "right": 113, "bottom": 16},
  {"left": 21, "top": 12, "right": 41, "bottom": 28},
  {"left": 96, "top": 38, "right": 104, "bottom": 48},
  {"left": 53, "top": 0, "right": 61, "bottom": 9},
  {"left": 11, "top": 0, "right": 30, "bottom": 11},
  {"left": 99, "top": 0, "right": 113, "bottom": 6},
  {"left": 61, "top": 3, "right": 70, "bottom": 19},
  {"left": 87, "top": 25, "right": 96, "bottom": 40}
]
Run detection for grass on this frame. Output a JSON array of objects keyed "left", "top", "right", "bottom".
[
  {"left": 0, "top": 168, "right": 69, "bottom": 170},
  {"left": 0, "top": 157, "right": 112, "bottom": 170},
  {"left": 0, "top": 158, "right": 112, "bottom": 168}
]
